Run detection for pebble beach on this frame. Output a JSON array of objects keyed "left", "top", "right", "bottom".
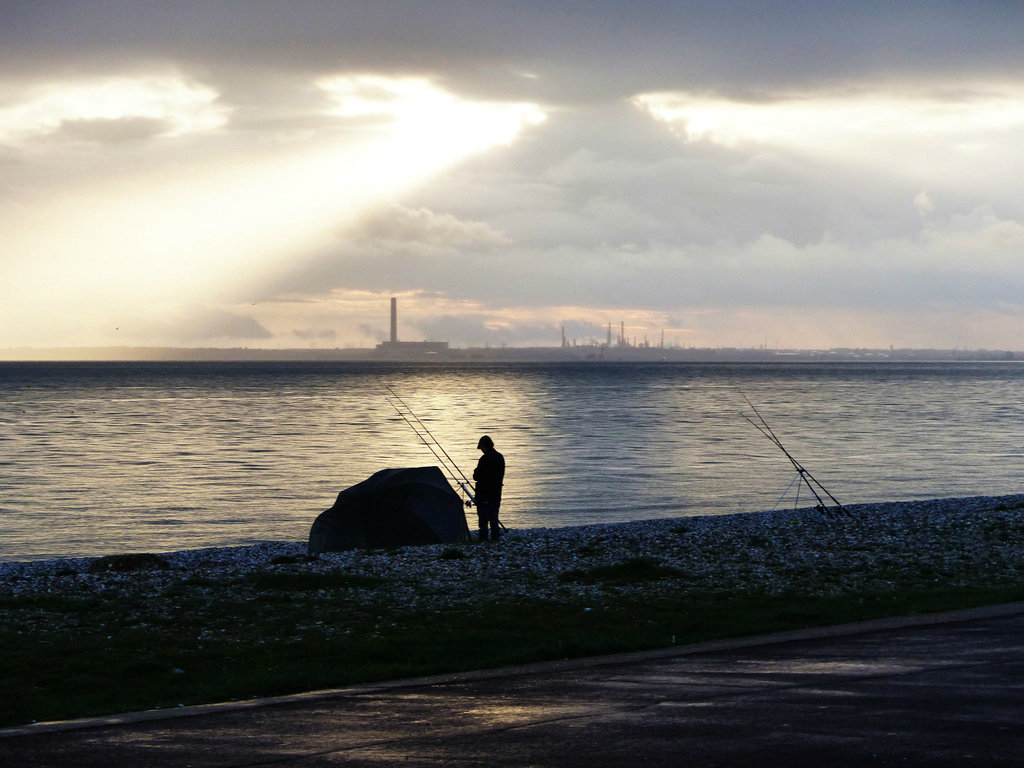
[{"left": 4, "top": 495, "right": 1024, "bottom": 609}]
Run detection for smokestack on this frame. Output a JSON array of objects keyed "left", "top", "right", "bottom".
[{"left": 390, "top": 297, "right": 397, "bottom": 343}]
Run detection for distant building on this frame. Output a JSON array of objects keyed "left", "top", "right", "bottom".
[
  {"left": 375, "top": 297, "right": 449, "bottom": 358},
  {"left": 376, "top": 341, "right": 449, "bottom": 357}
]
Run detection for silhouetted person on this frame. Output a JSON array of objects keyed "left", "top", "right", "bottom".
[{"left": 473, "top": 435, "right": 505, "bottom": 541}]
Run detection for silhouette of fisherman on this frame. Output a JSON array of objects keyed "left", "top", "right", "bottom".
[{"left": 473, "top": 435, "right": 505, "bottom": 541}]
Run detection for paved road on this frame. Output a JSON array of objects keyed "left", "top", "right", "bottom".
[{"left": 3, "top": 603, "right": 1023, "bottom": 767}]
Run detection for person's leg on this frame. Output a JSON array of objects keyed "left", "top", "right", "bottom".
[
  {"left": 488, "top": 504, "right": 501, "bottom": 541},
  {"left": 476, "top": 504, "right": 490, "bottom": 541}
]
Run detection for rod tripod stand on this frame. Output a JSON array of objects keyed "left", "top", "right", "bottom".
[{"left": 741, "top": 395, "right": 848, "bottom": 518}]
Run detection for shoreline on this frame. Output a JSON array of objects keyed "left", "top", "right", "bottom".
[{"left": 4, "top": 493, "right": 1024, "bottom": 604}]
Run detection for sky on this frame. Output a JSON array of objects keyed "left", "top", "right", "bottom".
[{"left": 3, "top": 1, "right": 1024, "bottom": 352}]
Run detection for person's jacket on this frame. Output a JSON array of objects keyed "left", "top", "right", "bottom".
[{"left": 473, "top": 448, "right": 505, "bottom": 502}]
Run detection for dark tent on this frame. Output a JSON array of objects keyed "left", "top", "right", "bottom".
[{"left": 308, "top": 466, "right": 470, "bottom": 553}]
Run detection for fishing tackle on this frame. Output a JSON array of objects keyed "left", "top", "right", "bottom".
[
  {"left": 740, "top": 394, "right": 848, "bottom": 518},
  {"left": 383, "top": 384, "right": 478, "bottom": 507}
]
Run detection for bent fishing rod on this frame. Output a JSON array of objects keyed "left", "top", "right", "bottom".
[
  {"left": 383, "top": 384, "right": 478, "bottom": 505},
  {"left": 740, "top": 394, "right": 847, "bottom": 517}
]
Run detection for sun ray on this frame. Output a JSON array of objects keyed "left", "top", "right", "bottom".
[{"left": 0, "top": 74, "right": 546, "bottom": 346}]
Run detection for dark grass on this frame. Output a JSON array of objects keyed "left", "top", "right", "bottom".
[{"left": 2, "top": 578, "right": 1023, "bottom": 728}]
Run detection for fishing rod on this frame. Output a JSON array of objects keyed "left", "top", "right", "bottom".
[
  {"left": 384, "top": 385, "right": 509, "bottom": 533},
  {"left": 740, "top": 393, "right": 847, "bottom": 517},
  {"left": 383, "top": 384, "right": 477, "bottom": 505}
]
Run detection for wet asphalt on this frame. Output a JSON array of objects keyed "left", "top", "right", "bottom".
[{"left": 2, "top": 602, "right": 1022, "bottom": 767}]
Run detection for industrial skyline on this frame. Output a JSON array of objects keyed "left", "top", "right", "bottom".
[{"left": 2, "top": 296, "right": 1016, "bottom": 363}]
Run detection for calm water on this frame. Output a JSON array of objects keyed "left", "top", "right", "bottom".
[{"left": 2, "top": 360, "right": 1023, "bottom": 561}]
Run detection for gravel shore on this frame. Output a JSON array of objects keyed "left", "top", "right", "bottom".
[{"left": 4, "top": 495, "right": 1024, "bottom": 609}]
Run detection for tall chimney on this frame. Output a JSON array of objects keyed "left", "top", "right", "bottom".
[{"left": 390, "top": 297, "right": 398, "bottom": 343}]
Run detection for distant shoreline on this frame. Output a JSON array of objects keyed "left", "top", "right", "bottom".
[{"left": 1, "top": 345, "right": 1020, "bottom": 363}]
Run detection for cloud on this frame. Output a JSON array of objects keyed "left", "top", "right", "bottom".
[
  {"left": 8, "top": 2, "right": 1024, "bottom": 103},
  {"left": 6, "top": 2, "right": 1024, "bottom": 351},
  {"left": 247, "top": 83, "right": 1024, "bottom": 344},
  {"left": 0, "top": 74, "right": 229, "bottom": 146},
  {"left": 919, "top": 206, "right": 1024, "bottom": 276},
  {"left": 53, "top": 117, "right": 174, "bottom": 144},
  {"left": 350, "top": 204, "right": 509, "bottom": 247},
  {"left": 914, "top": 191, "right": 935, "bottom": 218},
  {"left": 155, "top": 306, "right": 273, "bottom": 344},
  {"left": 292, "top": 327, "right": 338, "bottom": 342},
  {"left": 266, "top": 205, "right": 510, "bottom": 298}
]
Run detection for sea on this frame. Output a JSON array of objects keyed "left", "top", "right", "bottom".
[{"left": 2, "top": 360, "right": 1023, "bottom": 562}]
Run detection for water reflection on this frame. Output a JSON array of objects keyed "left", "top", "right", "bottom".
[{"left": 2, "top": 361, "right": 1024, "bottom": 560}]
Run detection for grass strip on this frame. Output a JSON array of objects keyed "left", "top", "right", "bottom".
[{"left": 2, "top": 580, "right": 1022, "bottom": 728}]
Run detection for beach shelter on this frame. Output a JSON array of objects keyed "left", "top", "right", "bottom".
[{"left": 308, "top": 466, "right": 471, "bottom": 553}]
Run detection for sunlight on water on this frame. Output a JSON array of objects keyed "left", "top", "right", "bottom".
[{"left": 2, "top": 361, "right": 1023, "bottom": 560}]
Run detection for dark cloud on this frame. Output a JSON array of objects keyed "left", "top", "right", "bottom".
[
  {"left": 5, "top": 1, "right": 1024, "bottom": 102},
  {"left": 173, "top": 306, "right": 272, "bottom": 342},
  {"left": 348, "top": 204, "right": 508, "bottom": 247}
]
